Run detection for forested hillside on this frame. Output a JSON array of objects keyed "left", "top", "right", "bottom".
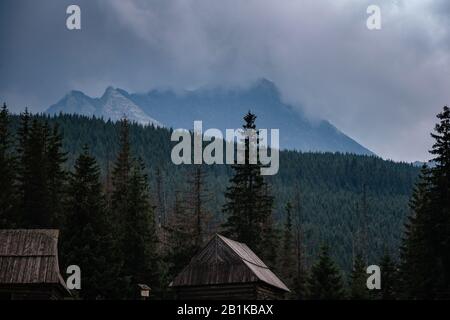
[{"left": 8, "top": 113, "right": 419, "bottom": 272}]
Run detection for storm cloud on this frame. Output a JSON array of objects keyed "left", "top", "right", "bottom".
[{"left": 1, "top": 0, "right": 449, "bottom": 162}]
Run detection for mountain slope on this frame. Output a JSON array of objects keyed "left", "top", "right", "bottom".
[{"left": 46, "top": 79, "right": 372, "bottom": 155}]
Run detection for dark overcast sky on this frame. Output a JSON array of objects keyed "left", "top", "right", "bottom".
[{"left": 1, "top": 0, "right": 449, "bottom": 162}]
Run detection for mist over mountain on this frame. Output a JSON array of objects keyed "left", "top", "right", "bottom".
[{"left": 46, "top": 79, "right": 373, "bottom": 155}]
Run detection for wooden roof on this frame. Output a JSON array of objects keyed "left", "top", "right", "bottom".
[
  {"left": 171, "top": 234, "right": 290, "bottom": 292},
  {"left": 0, "top": 229, "right": 68, "bottom": 289}
]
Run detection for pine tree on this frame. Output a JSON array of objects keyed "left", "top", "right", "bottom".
[
  {"left": 400, "top": 106, "right": 450, "bottom": 299},
  {"left": 399, "top": 166, "right": 434, "bottom": 299},
  {"left": 222, "top": 112, "right": 276, "bottom": 262},
  {"left": 379, "top": 251, "right": 397, "bottom": 300},
  {"left": 15, "top": 112, "right": 66, "bottom": 228},
  {"left": 349, "top": 254, "right": 370, "bottom": 300},
  {"left": 62, "top": 146, "right": 121, "bottom": 299},
  {"left": 111, "top": 119, "right": 159, "bottom": 298},
  {"left": 307, "top": 245, "right": 345, "bottom": 300},
  {"left": 428, "top": 106, "right": 450, "bottom": 297},
  {"left": 17, "top": 118, "right": 50, "bottom": 227},
  {"left": 111, "top": 119, "right": 132, "bottom": 225},
  {"left": 121, "top": 158, "right": 159, "bottom": 298},
  {"left": 0, "top": 103, "right": 16, "bottom": 228}
]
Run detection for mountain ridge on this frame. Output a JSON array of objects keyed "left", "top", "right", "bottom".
[
  {"left": 47, "top": 87, "right": 162, "bottom": 127},
  {"left": 46, "top": 79, "right": 373, "bottom": 155}
]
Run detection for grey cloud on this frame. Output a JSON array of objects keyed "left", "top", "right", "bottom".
[{"left": 1, "top": 0, "right": 449, "bottom": 161}]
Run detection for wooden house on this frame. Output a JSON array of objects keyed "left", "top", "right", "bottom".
[
  {"left": 170, "top": 234, "right": 289, "bottom": 300},
  {"left": 0, "top": 229, "right": 71, "bottom": 300}
]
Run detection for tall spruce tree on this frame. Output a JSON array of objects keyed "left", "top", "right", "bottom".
[
  {"left": 399, "top": 166, "right": 433, "bottom": 299},
  {"left": 121, "top": 158, "right": 159, "bottom": 297},
  {"left": 307, "top": 245, "right": 345, "bottom": 300},
  {"left": 111, "top": 119, "right": 159, "bottom": 298},
  {"left": 62, "top": 146, "right": 121, "bottom": 299},
  {"left": 428, "top": 106, "right": 450, "bottom": 297},
  {"left": 111, "top": 119, "right": 132, "bottom": 224},
  {"left": 17, "top": 118, "right": 50, "bottom": 227},
  {"left": 0, "top": 104, "right": 16, "bottom": 228},
  {"left": 400, "top": 106, "right": 450, "bottom": 299},
  {"left": 16, "top": 112, "right": 66, "bottom": 228},
  {"left": 222, "top": 112, "right": 276, "bottom": 263},
  {"left": 110, "top": 119, "right": 132, "bottom": 297}
]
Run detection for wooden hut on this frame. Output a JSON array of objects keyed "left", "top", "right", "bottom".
[
  {"left": 0, "top": 229, "right": 71, "bottom": 300},
  {"left": 170, "top": 234, "right": 289, "bottom": 300}
]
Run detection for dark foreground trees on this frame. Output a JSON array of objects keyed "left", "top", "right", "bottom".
[
  {"left": 3, "top": 102, "right": 449, "bottom": 300},
  {"left": 111, "top": 119, "right": 159, "bottom": 298},
  {"left": 16, "top": 110, "right": 67, "bottom": 228},
  {"left": 62, "top": 146, "right": 121, "bottom": 299},
  {"left": 400, "top": 106, "right": 450, "bottom": 299},
  {"left": 0, "top": 104, "right": 16, "bottom": 228}
]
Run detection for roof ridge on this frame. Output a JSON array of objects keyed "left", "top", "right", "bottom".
[
  {"left": 239, "top": 257, "right": 270, "bottom": 269},
  {"left": 216, "top": 234, "right": 290, "bottom": 292},
  {"left": 216, "top": 234, "right": 268, "bottom": 268}
]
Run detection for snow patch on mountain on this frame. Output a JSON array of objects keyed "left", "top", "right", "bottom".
[
  {"left": 100, "top": 87, "right": 162, "bottom": 126},
  {"left": 47, "top": 87, "right": 162, "bottom": 127}
]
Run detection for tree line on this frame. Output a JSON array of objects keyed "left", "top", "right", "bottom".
[
  {"left": 1, "top": 104, "right": 447, "bottom": 299},
  {"left": 264, "top": 106, "right": 450, "bottom": 300},
  {"left": 4, "top": 111, "right": 419, "bottom": 271}
]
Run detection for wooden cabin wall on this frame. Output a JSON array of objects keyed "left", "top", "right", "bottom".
[
  {"left": 175, "top": 283, "right": 257, "bottom": 300},
  {"left": 255, "top": 284, "right": 285, "bottom": 300},
  {"left": 0, "top": 285, "right": 65, "bottom": 300},
  {"left": 175, "top": 282, "right": 285, "bottom": 300}
]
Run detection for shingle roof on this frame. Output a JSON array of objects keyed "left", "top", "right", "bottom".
[
  {"left": 171, "top": 234, "right": 290, "bottom": 292},
  {"left": 217, "top": 235, "right": 290, "bottom": 292},
  {"left": 0, "top": 229, "right": 68, "bottom": 289}
]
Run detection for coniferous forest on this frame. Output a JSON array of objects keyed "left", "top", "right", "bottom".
[{"left": 1, "top": 103, "right": 449, "bottom": 300}]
